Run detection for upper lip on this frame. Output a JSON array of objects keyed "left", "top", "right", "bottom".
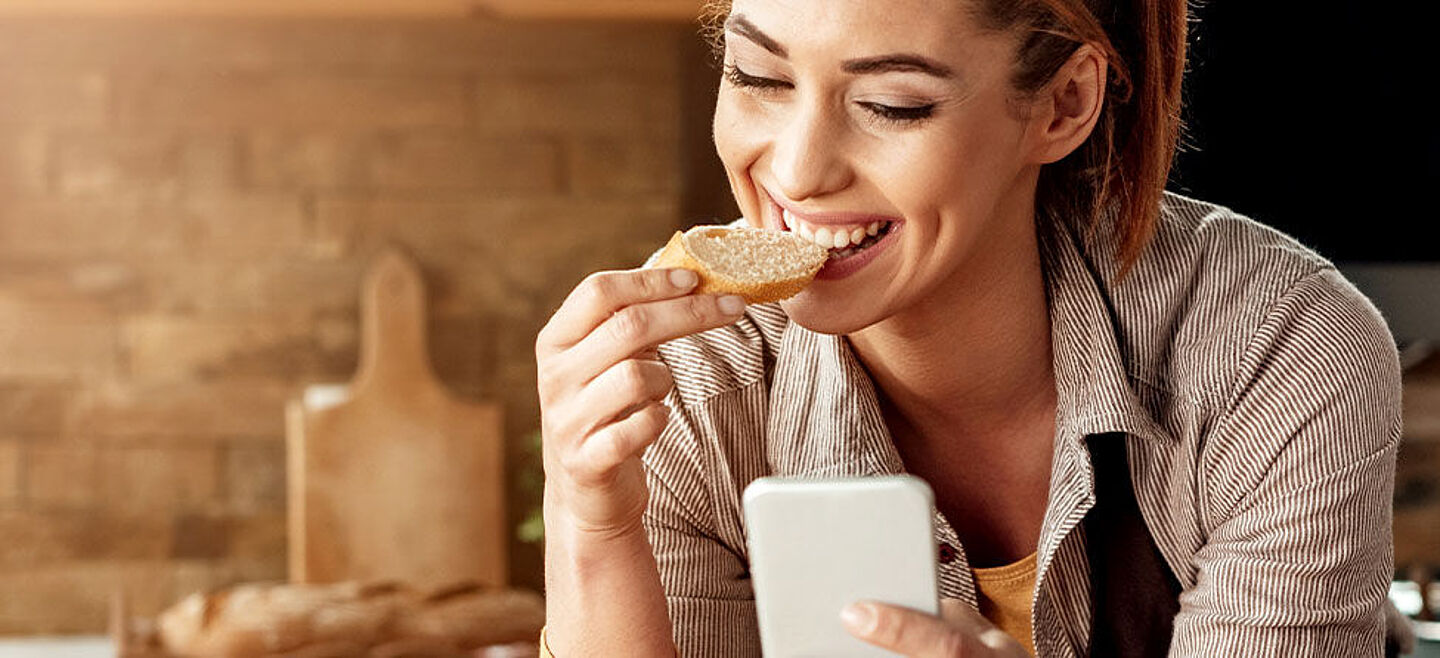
[{"left": 764, "top": 188, "right": 903, "bottom": 226}]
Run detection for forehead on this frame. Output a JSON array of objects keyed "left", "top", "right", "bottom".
[{"left": 727, "top": 0, "right": 984, "bottom": 59}]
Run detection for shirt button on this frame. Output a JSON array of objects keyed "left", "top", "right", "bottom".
[{"left": 938, "top": 542, "right": 958, "bottom": 564}]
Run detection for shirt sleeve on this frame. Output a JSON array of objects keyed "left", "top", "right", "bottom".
[
  {"left": 641, "top": 389, "right": 763, "bottom": 658},
  {"left": 1172, "top": 268, "right": 1403, "bottom": 656}
]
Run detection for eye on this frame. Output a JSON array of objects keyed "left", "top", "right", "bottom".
[
  {"left": 723, "top": 61, "right": 937, "bottom": 127},
  {"left": 723, "top": 63, "right": 792, "bottom": 94},
  {"left": 858, "top": 101, "right": 936, "bottom": 125}
]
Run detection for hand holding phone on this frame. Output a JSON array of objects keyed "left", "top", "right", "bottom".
[{"left": 743, "top": 475, "right": 940, "bottom": 657}]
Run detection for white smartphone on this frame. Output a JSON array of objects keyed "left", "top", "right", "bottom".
[{"left": 742, "top": 475, "right": 939, "bottom": 657}]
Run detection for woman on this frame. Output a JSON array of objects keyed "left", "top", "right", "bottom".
[{"left": 536, "top": 0, "right": 1403, "bottom": 655}]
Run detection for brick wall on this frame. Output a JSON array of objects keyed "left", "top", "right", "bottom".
[{"left": 0, "top": 17, "right": 701, "bottom": 634}]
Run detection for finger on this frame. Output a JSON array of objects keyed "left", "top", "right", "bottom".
[
  {"left": 563, "top": 293, "right": 746, "bottom": 385},
  {"left": 537, "top": 268, "right": 700, "bottom": 354},
  {"left": 567, "top": 402, "right": 671, "bottom": 485},
  {"left": 842, "top": 601, "right": 970, "bottom": 657},
  {"left": 572, "top": 358, "right": 674, "bottom": 434},
  {"left": 936, "top": 600, "right": 1027, "bottom": 655},
  {"left": 938, "top": 599, "right": 990, "bottom": 634}
]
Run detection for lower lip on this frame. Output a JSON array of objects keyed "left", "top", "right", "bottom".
[{"left": 814, "top": 221, "right": 902, "bottom": 281}]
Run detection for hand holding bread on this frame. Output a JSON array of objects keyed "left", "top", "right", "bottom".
[
  {"left": 535, "top": 223, "right": 824, "bottom": 655},
  {"left": 536, "top": 223, "right": 823, "bottom": 538}
]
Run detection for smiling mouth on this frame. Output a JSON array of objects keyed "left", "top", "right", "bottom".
[{"left": 777, "top": 206, "right": 898, "bottom": 260}]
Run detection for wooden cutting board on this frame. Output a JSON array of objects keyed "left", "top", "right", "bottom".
[{"left": 287, "top": 247, "right": 507, "bottom": 588}]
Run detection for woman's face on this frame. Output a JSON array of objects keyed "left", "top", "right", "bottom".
[{"left": 714, "top": 0, "right": 1049, "bottom": 334}]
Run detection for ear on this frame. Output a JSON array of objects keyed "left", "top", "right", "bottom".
[{"left": 1025, "top": 43, "right": 1107, "bottom": 165}]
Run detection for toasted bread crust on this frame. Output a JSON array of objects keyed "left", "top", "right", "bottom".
[{"left": 650, "top": 229, "right": 824, "bottom": 304}]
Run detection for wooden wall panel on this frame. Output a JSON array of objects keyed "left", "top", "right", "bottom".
[{"left": 0, "top": 0, "right": 702, "bottom": 21}]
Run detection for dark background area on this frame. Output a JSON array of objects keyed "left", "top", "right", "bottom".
[{"left": 1171, "top": 3, "right": 1438, "bottom": 263}]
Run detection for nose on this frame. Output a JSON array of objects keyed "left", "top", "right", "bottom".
[{"left": 768, "top": 101, "right": 853, "bottom": 202}]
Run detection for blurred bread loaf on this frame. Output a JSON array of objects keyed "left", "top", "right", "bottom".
[
  {"left": 153, "top": 580, "right": 544, "bottom": 658},
  {"left": 651, "top": 224, "right": 827, "bottom": 304}
]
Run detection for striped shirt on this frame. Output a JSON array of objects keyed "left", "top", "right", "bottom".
[{"left": 643, "top": 192, "right": 1403, "bottom": 657}]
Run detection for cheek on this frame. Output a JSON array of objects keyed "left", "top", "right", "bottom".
[
  {"left": 713, "top": 93, "right": 766, "bottom": 171},
  {"left": 713, "top": 91, "right": 774, "bottom": 222},
  {"left": 858, "top": 132, "right": 979, "bottom": 224},
  {"left": 877, "top": 115, "right": 1025, "bottom": 217}
]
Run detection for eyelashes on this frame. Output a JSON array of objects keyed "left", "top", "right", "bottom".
[
  {"left": 722, "top": 62, "right": 937, "bottom": 126},
  {"left": 723, "top": 62, "right": 790, "bottom": 92}
]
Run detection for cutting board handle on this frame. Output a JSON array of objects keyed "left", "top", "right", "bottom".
[{"left": 353, "top": 246, "right": 439, "bottom": 397}]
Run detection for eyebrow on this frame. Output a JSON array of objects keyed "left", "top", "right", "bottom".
[{"left": 724, "top": 14, "right": 954, "bottom": 80}]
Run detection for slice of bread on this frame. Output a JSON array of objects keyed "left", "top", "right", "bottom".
[{"left": 651, "top": 224, "right": 828, "bottom": 304}]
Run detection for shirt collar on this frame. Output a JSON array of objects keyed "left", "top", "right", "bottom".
[{"left": 1044, "top": 216, "right": 1175, "bottom": 445}]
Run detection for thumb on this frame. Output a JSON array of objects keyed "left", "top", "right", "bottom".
[{"left": 842, "top": 601, "right": 969, "bottom": 657}]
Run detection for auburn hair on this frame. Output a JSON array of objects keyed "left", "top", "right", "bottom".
[{"left": 701, "top": 0, "right": 1189, "bottom": 279}]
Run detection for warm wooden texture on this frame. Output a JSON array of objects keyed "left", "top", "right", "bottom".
[
  {"left": 0, "top": 0, "right": 702, "bottom": 20},
  {"left": 486, "top": 0, "right": 702, "bottom": 20},
  {"left": 288, "top": 248, "right": 507, "bottom": 589},
  {"left": 0, "top": 17, "right": 692, "bottom": 633}
]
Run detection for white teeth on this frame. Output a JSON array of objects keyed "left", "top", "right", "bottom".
[{"left": 784, "top": 213, "right": 891, "bottom": 250}]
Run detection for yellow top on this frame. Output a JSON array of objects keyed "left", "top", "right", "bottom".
[{"left": 972, "top": 551, "right": 1038, "bottom": 656}]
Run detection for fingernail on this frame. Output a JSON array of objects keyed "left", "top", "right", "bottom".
[
  {"left": 718, "top": 295, "right": 746, "bottom": 315},
  {"left": 840, "top": 603, "right": 875, "bottom": 634},
  {"left": 669, "top": 269, "right": 698, "bottom": 288}
]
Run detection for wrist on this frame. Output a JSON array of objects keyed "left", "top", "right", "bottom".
[
  {"left": 542, "top": 497, "right": 672, "bottom": 658},
  {"left": 543, "top": 486, "right": 650, "bottom": 546},
  {"left": 545, "top": 502, "right": 651, "bottom": 564}
]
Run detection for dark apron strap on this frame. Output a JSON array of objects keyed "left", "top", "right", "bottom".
[{"left": 1084, "top": 434, "right": 1182, "bottom": 657}]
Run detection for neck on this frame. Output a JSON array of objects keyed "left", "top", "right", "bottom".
[{"left": 848, "top": 195, "right": 1055, "bottom": 448}]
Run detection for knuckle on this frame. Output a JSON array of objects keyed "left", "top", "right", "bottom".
[
  {"left": 644, "top": 402, "right": 671, "bottom": 428},
  {"left": 595, "top": 428, "right": 633, "bottom": 468},
  {"left": 535, "top": 359, "right": 564, "bottom": 397},
  {"left": 570, "top": 437, "right": 614, "bottom": 480},
  {"left": 535, "top": 314, "right": 568, "bottom": 357},
  {"left": 583, "top": 271, "right": 619, "bottom": 305},
  {"left": 635, "top": 268, "right": 664, "bottom": 298},
  {"left": 608, "top": 307, "right": 650, "bottom": 343},
  {"left": 556, "top": 446, "right": 585, "bottom": 476},
  {"left": 684, "top": 295, "right": 713, "bottom": 325},
  {"left": 619, "top": 360, "right": 648, "bottom": 397}
]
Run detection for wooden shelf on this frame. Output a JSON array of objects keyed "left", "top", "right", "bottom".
[{"left": 0, "top": 0, "right": 703, "bottom": 21}]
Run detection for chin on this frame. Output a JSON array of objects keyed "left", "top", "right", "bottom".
[{"left": 779, "top": 290, "right": 881, "bottom": 336}]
